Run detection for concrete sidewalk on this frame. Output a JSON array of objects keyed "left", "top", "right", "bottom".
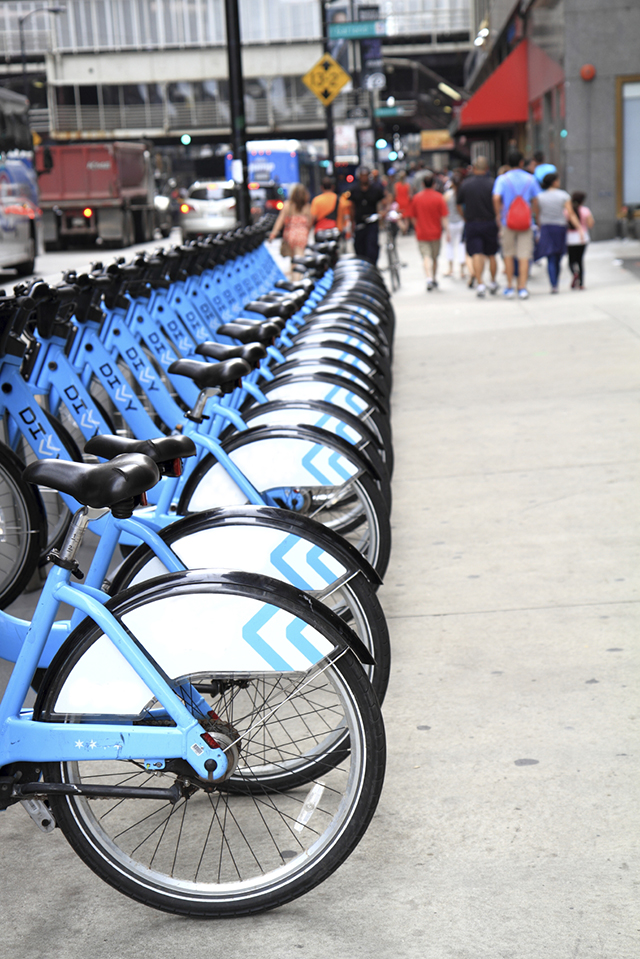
[{"left": 1, "top": 237, "right": 638, "bottom": 958}]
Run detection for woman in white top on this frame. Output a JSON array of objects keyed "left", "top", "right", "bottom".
[
  {"left": 443, "top": 171, "right": 466, "bottom": 279},
  {"left": 533, "top": 172, "right": 582, "bottom": 293},
  {"left": 566, "top": 191, "right": 594, "bottom": 289}
]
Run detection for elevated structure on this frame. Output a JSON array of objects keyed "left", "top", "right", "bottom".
[{"left": 0, "top": 0, "right": 474, "bottom": 144}]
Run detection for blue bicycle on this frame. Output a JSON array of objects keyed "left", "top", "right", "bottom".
[{"left": 0, "top": 451, "right": 386, "bottom": 917}]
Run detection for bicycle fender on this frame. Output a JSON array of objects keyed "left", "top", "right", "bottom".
[
  {"left": 110, "top": 505, "right": 381, "bottom": 596},
  {"left": 35, "top": 570, "right": 374, "bottom": 717}
]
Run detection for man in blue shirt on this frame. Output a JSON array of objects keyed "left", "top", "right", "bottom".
[{"left": 493, "top": 150, "right": 540, "bottom": 299}]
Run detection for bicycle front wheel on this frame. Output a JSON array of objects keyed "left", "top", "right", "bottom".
[
  {"left": 40, "top": 647, "right": 385, "bottom": 917},
  {"left": 0, "top": 442, "right": 46, "bottom": 608}
]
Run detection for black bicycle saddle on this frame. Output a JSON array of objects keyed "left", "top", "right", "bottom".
[{"left": 23, "top": 454, "right": 160, "bottom": 510}]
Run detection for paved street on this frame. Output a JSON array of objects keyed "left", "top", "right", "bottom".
[{"left": 1, "top": 235, "right": 638, "bottom": 957}]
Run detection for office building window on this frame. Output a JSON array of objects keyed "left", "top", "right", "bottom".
[{"left": 621, "top": 80, "right": 640, "bottom": 205}]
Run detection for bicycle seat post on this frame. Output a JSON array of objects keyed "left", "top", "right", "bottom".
[{"left": 53, "top": 505, "right": 109, "bottom": 575}]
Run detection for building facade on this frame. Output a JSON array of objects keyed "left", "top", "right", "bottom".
[
  {"left": 455, "top": 0, "right": 640, "bottom": 239},
  {"left": 0, "top": 0, "right": 475, "bottom": 145}
]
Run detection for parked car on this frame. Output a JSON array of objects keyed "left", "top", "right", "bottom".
[{"left": 179, "top": 180, "right": 237, "bottom": 236}]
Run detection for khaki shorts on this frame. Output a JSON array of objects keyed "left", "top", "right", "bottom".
[
  {"left": 501, "top": 227, "right": 533, "bottom": 260},
  {"left": 418, "top": 239, "right": 441, "bottom": 260}
]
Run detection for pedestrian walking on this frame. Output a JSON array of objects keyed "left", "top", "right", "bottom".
[
  {"left": 408, "top": 171, "right": 449, "bottom": 291},
  {"left": 443, "top": 170, "right": 466, "bottom": 279},
  {"left": 310, "top": 177, "right": 339, "bottom": 237},
  {"left": 533, "top": 172, "right": 582, "bottom": 293},
  {"left": 566, "top": 191, "right": 594, "bottom": 289},
  {"left": 533, "top": 151, "right": 557, "bottom": 185},
  {"left": 456, "top": 156, "right": 499, "bottom": 297},
  {"left": 492, "top": 150, "right": 540, "bottom": 299},
  {"left": 394, "top": 170, "right": 411, "bottom": 233},
  {"left": 349, "top": 167, "right": 386, "bottom": 264},
  {"left": 269, "top": 183, "right": 312, "bottom": 278}
]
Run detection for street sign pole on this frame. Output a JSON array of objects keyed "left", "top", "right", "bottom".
[
  {"left": 224, "top": 0, "right": 250, "bottom": 226},
  {"left": 320, "top": 0, "right": 335, "bottom": 173}
]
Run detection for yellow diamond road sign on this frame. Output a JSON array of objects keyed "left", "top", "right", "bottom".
[{"left": 302, "top": 54, "right": 351, "bottom": 107}]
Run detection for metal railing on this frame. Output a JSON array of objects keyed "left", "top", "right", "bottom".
[
  {"left": 34, "top": 89, "right": 377, "bottom": 136},
  {"left": 1, "top": 0, "right": 471, "bottom": 56}
]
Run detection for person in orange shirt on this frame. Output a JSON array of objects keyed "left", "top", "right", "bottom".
[{"left": 310, "top": 177, "right": 340, "bottom": 236}]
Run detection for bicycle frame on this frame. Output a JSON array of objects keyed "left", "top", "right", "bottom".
[{"left": 0, "top": 531, "right": 229, "bottom": 782}]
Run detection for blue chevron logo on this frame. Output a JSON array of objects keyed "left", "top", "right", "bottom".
[
  {"left": 242, "top": 603, "right": 293, "bottom": 670},
  {"left": 286, "top": 617, "right": 329, "bottom": 665},
  {"left": 305, "top": 545, "right": 339, "bottom": 585},
  {"left": 328, "top": 450, "right": 353, "bottom": 481},
  {"left": 270, "top": 534, "right": 313, "bottom": 590},
  {"left": 313, "top": 413, "right": 331, "bottom": 431},
  {"left": 323, "top": 385, "right": 340, "bottom": 404},
  {"left": 301, "top": 443, "right": 331, "bottom": 484},
  {"left": 345, "top": 390, "right": 365, "bottom": 414}
]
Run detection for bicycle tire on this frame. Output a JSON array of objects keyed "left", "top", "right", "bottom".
[
  {"left": 37, "top": 574, "right": 386, "bottom": 917},
  {"left": 3, "top": 409, "right": 81, "bottom": 563},
  {"left": 177, "top": 425, "right": 392, "bottom": 578},
  {"left": 0, "top": 442, "right": 47, "bottom": 608},
  {"left": 388, "top": 241, "right": 401, "bottom": 292}
]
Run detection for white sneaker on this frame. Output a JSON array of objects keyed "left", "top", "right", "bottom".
[
  {"left": 476, "top": 283, "right": 486, "bottom": 297},
  {"left": 518, "top": 288, "right": 529, "bottom": 300},
  {"left": 488, "top": 281, "right": 499, "bottom": 295},
  {"left": 503, "top": 287, "right": 516, "bottom": 299}
]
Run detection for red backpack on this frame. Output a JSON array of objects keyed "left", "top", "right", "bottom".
[{"left": 506, "top": 191, "right": 532, "bottom": 232}]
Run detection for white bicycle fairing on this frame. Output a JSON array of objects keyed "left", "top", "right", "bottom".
[
  {"left": 246, "top": 408, "right": 361, "bottom": 444},
  {"left": 128, "top": 525, "right": 347, "bottom": 591},
  {"left": 52, "top": 593, "right": 336, "bottom": 715},
  {"left": 188, "top": 437, "right": 359, "bottom": 512},
  {"left": 265, "top": 381, "right": 369, "bottom": 415}
]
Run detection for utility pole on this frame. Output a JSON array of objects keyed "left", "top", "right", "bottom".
[
  {"left": 19, "top": 6, "right": 66, "bottom": 101},
  {"left": 320, "top": 0, "right": 335, "bottom": 173},
  {"left": 224, "top": 0, "right": 250, "bottom": 226}
]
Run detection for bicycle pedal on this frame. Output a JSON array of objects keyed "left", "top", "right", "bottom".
[{"left": 20, "top": 798, "right": 56, "bottom": 833}]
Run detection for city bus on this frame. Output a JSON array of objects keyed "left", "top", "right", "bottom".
[
  {"left": 0, "top": 86, "right": 43, "bottom": 275},
  {"left": 225, "top": 139, "right": 323, "bottom": 214}
]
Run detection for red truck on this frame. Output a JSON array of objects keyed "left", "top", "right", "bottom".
[{"left": 35, "top": 141, "right": 159, "bottom": 248}]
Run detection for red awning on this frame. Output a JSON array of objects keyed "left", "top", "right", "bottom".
[
  {"left": 458, "top": 42, "right": 529, "bottom": 130},
  {"left": 458, "top": 39, "right": 565, "bottom": 132}
]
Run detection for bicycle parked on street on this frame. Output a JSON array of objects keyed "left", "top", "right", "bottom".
[
  {"left": 0, "top": 218, "right": 396, "bottom": 916},
  {"left": 0, "top": 452, "right": 386, "bottom": 917}
]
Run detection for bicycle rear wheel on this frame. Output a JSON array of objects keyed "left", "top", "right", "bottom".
[{"left": 38, "top": 576, "right": 385, "bottom": 917}]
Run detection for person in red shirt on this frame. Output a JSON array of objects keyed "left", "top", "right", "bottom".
[{"left": 408, "top": 171, "right": 450, "bottom": 291}]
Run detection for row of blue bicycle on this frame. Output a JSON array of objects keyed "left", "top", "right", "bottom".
[{"left": 0, "top": 220, "right": 395, "bottom": 916}]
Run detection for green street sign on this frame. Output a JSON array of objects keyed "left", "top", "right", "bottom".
[
  {"left": 374, "top": 106, "right": 401, "bottom": 117},
  {"left": 328, "top": 20, "right": 387, "bottom": 40}
]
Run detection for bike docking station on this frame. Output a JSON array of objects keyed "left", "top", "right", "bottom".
[{"left": 0, "top": 219, "right": 397, "bottom": 916}]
